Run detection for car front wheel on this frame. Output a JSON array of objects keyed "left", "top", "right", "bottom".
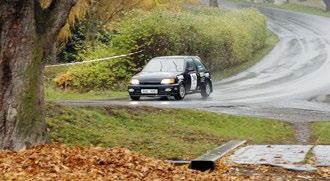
[
  {"left": 201, "top": 81, "right": 211, "bottom": 98},
  {"left": 174, "top": 84, "right": 186, "bottom": 100}
]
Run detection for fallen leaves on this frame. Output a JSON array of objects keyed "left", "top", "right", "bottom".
[
  {"left": 0, "top": 144, "right": 238, "bottom": 181},
  {"left": 0, "top": 144, "right": 328, "bottom": 181}
]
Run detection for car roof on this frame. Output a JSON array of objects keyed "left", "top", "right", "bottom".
[{"left": 154, "top": 56, "right": 200, "bottom": 59}]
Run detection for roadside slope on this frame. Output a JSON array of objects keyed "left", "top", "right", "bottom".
[{"left": 46, "top": 104, "right": 295, "bottom": 160}]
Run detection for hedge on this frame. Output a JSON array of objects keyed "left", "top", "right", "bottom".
[
  {"left": 54, "top": 7, "right": 267, "bottom": 91},
  {"left": 112, "top": 7, "right": 267, "bottom": 72}
]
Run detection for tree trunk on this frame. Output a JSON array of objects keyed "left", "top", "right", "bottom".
[
  {"left": 0, "top": 0, "right": 76, "bottom": 150},
  {"left": 323, "top": 0, "right": 330, "bottom": 11},
  {"left": 209, "top": 0, "right": 219, "bottom": 7}
]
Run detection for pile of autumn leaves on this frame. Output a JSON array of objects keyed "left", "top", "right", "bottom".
[
  {"left": 0, "top": 144, "right": 328, "bottom": 180},
  {"left": 0, "top": 144, "right": 242, "bottom": 180}
]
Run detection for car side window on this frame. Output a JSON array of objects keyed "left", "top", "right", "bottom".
[
  {"left": 186, "top": 59, "right": 197, "bottom": 72},
  {"left": 193, "top": 58, "right": 206, "bottom": 72}
]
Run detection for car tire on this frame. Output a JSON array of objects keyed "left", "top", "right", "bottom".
[
  {"left": 201, "top": 81, "right": 211, "bottom": 99},
  {"left": 174, "top": 84, "right": 186, "bottom": 100},
  {"left": 130, "top": 96, "right": 140, "bottom": 101}
]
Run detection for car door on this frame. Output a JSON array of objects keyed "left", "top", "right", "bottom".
[
  {"left": 193, "top": 57, "right": 210, "bottom": 89},
  {"left": 184, "top": 58, "right": 199, "bottom": 92}
]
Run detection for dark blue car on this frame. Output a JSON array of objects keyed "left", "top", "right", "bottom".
[{"left": 128, "top": 56, "right": 213, "bottom": 101}]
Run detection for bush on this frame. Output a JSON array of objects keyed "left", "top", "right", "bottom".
[
  {"left": 54, "top": 72, "right": 74, "bottom": 89},
  {"left": 112, "top": 8, "right": 267, "bottom": 72},
  {"left": 56, "top": 58, "right": 136, "bottom": 91}
]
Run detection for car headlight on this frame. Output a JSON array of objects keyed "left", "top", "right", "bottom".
[
  {"left": 130, "top": 79, "right": 140, "bottom": 85},
  {"left": 161, "top": 79, "right": 176, "bottom": 85}
]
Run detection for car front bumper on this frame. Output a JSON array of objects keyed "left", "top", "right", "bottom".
[{"left": 128, "top": 84, "right": 180, "bottom": 97}]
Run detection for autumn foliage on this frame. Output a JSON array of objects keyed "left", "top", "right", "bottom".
[
  {"left": 0, "top": 144, "right": 328, "bottom": 180},
  {"left": 0, "top": 144, "right": 233, "bottom": 180},
  {"left": 50, "top": 0, "right": 199, "bottom": 41}
]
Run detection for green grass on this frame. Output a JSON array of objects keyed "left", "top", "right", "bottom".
[
  {"left": 213, "top": 30, "right": 279, "bottom": 80},
  {"left": 226, "top": 0, "right": 330, "bottom": 17},
  {"left": 46, "top": 104, "right": 295, "bottom": 160},
  {"left": 312, "top": 122, "right": 330, "bottom": 144},
  {"left": 45, "top": 87, "right": 128, "bottom": 101},
  {"left": 274, "top": 3, "right": 330, "bottom": 17}
]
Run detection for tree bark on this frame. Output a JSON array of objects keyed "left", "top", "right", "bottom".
[
  {"left": 0, "top": 0, "right": 76, "bottom": 150},
  {"left": 209, "top": 0, "right": 219, "bottom": 7},
  {"left": 323, "top": 0, "right": 330, "bottom": 11}
]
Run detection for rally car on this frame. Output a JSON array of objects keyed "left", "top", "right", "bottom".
[{"left": 128, "top": 56, "right": 213, "bottom": 101}]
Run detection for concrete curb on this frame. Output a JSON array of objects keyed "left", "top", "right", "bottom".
[{"left": 190, "top": 140, "right": 246, "bottom": 171}]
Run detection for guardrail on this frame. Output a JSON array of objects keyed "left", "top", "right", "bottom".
[{"left": 45, "top": 51, "right": 142, "bottom": 68}]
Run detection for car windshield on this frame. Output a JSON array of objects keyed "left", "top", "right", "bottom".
[{"left": 142, "top": 58, "right": 185, "bottom": 72}]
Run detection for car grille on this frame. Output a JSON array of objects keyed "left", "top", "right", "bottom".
[{"left": 140, "top": 82, "right": 161, "bottom": 85}]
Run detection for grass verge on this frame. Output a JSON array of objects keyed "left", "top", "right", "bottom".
[
  {"left": 274, "top": 3, "right": 330, "bottom": 17},
  {"left": 46, "top": 104, "right": 295, "bottom": 160},
  {"left": 311, "top": 122, "right": 330, "bottom": 144},
  {"left": 213, "top": 30, "right": 279, "bottom": 80},
  {"left": 226, "top": 0, "right": 330, "bottom": 17},
  {"left": 45, "top": 87, "right": 128, "bottom": 101}
]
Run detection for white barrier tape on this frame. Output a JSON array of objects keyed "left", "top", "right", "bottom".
[{"left": 46, "top": 51, "right": 142, "bottom": 68}]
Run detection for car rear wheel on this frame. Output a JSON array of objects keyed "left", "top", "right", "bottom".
[
  {"left": 130, "top": 96, "right": 140, "bottom": 101},
  {"left": 174, "top": 84, "right": 186, "bottom": 100},
  {"left": 201, "top": 81, "right": 211, "bottom": 98}
]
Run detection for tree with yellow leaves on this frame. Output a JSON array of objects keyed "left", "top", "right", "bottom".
[
  {"left": 0, "top": 0, "right": 196, "bottom": 150},
  {"left": 56, "top": 0, "right": 198, "bottom": 42}
]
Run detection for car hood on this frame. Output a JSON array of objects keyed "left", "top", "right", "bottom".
[{"left": 133, "top": 72, "right": 181, "bottom": 84}]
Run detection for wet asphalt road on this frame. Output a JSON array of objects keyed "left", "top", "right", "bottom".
[{"left": 60, "top": 3, "right": 330, "bottom": 123}]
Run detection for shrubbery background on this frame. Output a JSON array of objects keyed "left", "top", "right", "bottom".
[
  {"left": 53, "top": 7, "right": 267, "bottom": 91},
  {"left": 113, "top": 8, "right": 267, "bottom": 72}
]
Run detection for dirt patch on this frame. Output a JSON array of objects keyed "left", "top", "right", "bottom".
[
  {"left": 104, "top": 105, "right": 165, "bottom": 117},
  {"left": 293, "top": 122, "right": 311, "bottom": 144}
]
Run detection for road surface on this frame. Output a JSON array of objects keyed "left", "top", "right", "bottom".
[{"left": 61, "top": 3, "right": 330, "bottom": 125}]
